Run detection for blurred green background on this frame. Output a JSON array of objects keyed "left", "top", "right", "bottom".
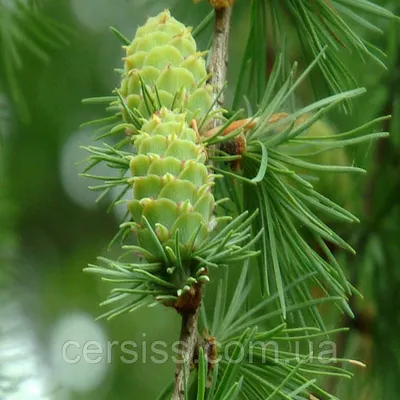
[{"left": 0, "top": 0, "right": 399, "bottom": 399}]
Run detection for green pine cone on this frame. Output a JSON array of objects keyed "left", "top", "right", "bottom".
[
  {"left": 83, "top": 10, "right": 259, "bottom": 315},
  {"left": 120, "top": 10, "right": 213, "bottom": 126},
  {"left": 128, "top": 107, "right": 216, "bottom": 262}
]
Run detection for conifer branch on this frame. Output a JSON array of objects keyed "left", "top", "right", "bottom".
[
  {"left": 172, "top": 5, "right": 233, "bottom": 399},
  {"left": 172, "top": 308, "right": 200, "bottom": 400},
  {"left": 78, "top": 3, "right": 399, "bottom": 398},
  {"left": 208, "top": 5, "right": 232, "bottom": 119}
]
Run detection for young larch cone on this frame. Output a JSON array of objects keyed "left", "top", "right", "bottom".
[
  {"left": 128, "top": 108, "right": 216, "bottom": 262},
  {"left": 83, "top": 9, "right": 260, "bottom": 315},
  {"left": 120, "top": 10, "right": 213, "bottom": 127}
]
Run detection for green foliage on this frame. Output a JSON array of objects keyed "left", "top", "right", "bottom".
[
  {"left": 85, "top": 209, "right": 259, "bottom": 319},
  {"left": 240, "top": 58, "right": 388, "bottom": 321},
  {"left": 0, "top": 0, "right": 70, "bottom": 119},
  {"left": 232, "top": 0, "right": 399, "bottom": 111},
  {"left": 76, "top": 2, "right": 399, "bottom": 397},
  {"left": 158, "top": 266, "right": 362, "bottom": 399}
]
